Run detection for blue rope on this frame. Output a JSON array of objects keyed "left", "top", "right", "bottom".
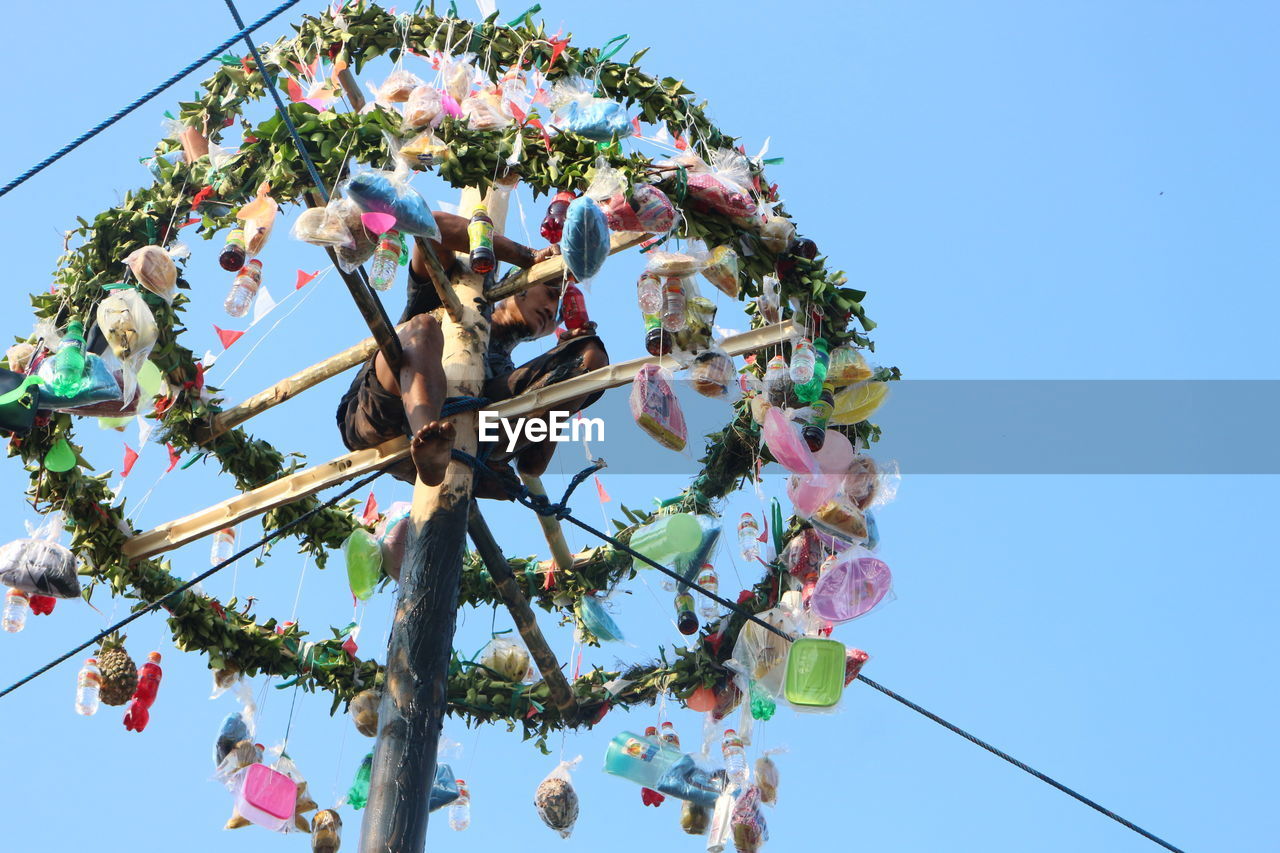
[
  {"left": 222, "top": 0, "right": 329, "bottom": 201},
  {"left": 0, "top": 0, "right": 302, "bottom": 201}
]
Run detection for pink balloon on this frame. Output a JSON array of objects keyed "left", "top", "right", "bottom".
[
  {"left": 763, "top": 406, "right": 817, "bottom": 474},
  {"left": 813, "top": 429, "right": 854, "bottom": 474},
  {"left": 787, "top": 473, "right": 839, "bottom": 517},
  {"left": 360, "top": 212, "right": 398, "bottom": 235}
]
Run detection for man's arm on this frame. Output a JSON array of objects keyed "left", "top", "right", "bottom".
[{"left": 411, "top": 212, "right": 552, "bottom": 281}]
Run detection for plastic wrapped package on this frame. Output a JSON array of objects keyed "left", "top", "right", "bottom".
[
  {"left": 731, "top": 606, "right": 798, "bottom": 699},
  {"left": 761, "top": 407, "right": 817, "bottom": 474},
  {"left": 830, "top": 380, "right": 889, "bottom": 426},
  {"left": 35, "top": 352, "right": 121, "bottom": 412},
  {"left": 333, "top": 199, "right": 380, "bottom": 272},
  {"left": 0, "top": 515, "right": 79, "bottom": 598},
  {"left": 462, "top": 90, "right": 511, "bottom": 131},
  {"left": 291, "top": 204, "right": 356, "bottom": 248},
  {"left": 440, "top": 53, "right": 475, "bottom": 104},
  {"left": 809, "top": 496, "right": 868, "bottom": 543},
  {"left": 399, "top": 130, "right": 451, "bottom": 171},
  {"left": 343, "top": 529, "right": 383, "bottom": 601},
  {"left": 844, "top": 647, "right": 870, "bottom": 686},
  {"left": 237, "top": 182, "right": 279, "bottom": 256},
  {"left": 730, "top": 786, "right": 769, "bottom": 852},
  {"left": 375, "top": 68, "right": 423, "bottom": 103},
  {"left": 213, "top": 712, "right": 252, "bottom": 767},
  {"left": 701, "top": 245, "right": 740, "bottom": 297},
  {"left": 534, "top": 757, "right": 581, "bottom": 838},
  {"left": 562, "top": 196, "right": 610, "bottom": 282},
  {"left": 674, "top": 294, "right": 717, "bottom": 360},
  {"left": 628, "top": 513, "right": 703, "bottom": 568},
  {"left": 646, "top": 247, "right": 707, "bottom": 278},
  {"left": 786, "top": 471, "right": 839, "bottom": 518},
  {"left": 755, "top": 754, "right": 780, "bottom": 805},
  {"left": 480, "top": 636, "right": 533, "bottom": 682},
  {"left": 682, "top": 800, "right": 711, "bottom": 835},
  {"left": 403, "top": 85, "right": 443, "bottom": 129},
  {"left": 827, "top": 346, "right": 872, "bottom": 386},
  {"left": 690, "top": 349, "right": 735, "bottom": 398},
  {"left": 576, "top": 594, "right": 624, "bottom": 642},
  {"left": 784, "top": 637, "right": 846, "bottom": 710},
  {"left": 601, "top": 184, "right": 676, "bottom": 234},
  {"left": 229, "top": 763, "right": 297, "bottom": 832},
  {"left": 630, "top": 364, "right": 687, "bottom": 451},
  {"left": 343, "top": 169, "right": 441, "bottom": 239},
  {"left": 602, "top": 732, "right": 721, "bottom": 807},
  {"left": 551, "top": 76, "right": 629, "bottom": 140},
  {"left": 5, "top": 342, "right": 34, "bottom": 373},
  {"left": 374, "top": 501, "right": 411, "bottom": 582},
  {"left": 841, "top": 455, "right": 880, "bottom": 510},
  {"left": 349, "top": 687, "right": 381, "bottom": 737},
  {"left": 809, "top": 548, "right": 891, "bottom": 623},
  {"left": 311, "top": 810, "right": 342, "bottom": 853},
  {"left": 756, "top": 211, "right": 795, "bottom": 253},
  {"left": 95, "top": 285, "right": 157, "bottom": 402},
  {"left": 662, "top": 149, "right": 756, "bottom": 217},
  {"left": 123, "top": 246, "right": 177, "bottom": 302}
]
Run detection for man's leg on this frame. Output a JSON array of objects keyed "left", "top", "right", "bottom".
[{"left": 373, "top": 312, "right": 455, "bottom": 486}]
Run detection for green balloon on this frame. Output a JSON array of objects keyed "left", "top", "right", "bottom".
[
  {"left": 44, "top": 438, "right": 77, "bottom": 473},
  {"left": 344, "top": 529, "right": 383, "bottom": 600}
]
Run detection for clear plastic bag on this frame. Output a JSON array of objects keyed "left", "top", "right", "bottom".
[
  {"left": 646, "top": 245, "right": 709, "bottom": 277},
  {"left": 374, "top": 501, "right": 411, "bottom": 583},
  {"left": 756, "top": 210, "right": 795, "bottom": 254},
  {"left": 349, "top": 687, "right": 381, "bottom": 737},
  {"left": 601, "top": 184, "right": 676, "bottom": 234},
  {"left": 701, "top": 245, "right": 740, "bottom": 297},
  {"left": 576, "top": 594, "right": 625, "bottom": 642},
  {"left": 690, "top": 349, "right": 735, "bottom": 398},
  {"left": 809, "top": 546, "right": 892, "bottom": 623},
  {"left": 631, "top": 364, "right": 687, "bottom": 451},
  {"left": 291, "top": 203, "right": 355, "bottom": 249},
  {"left": 399, "top": 130, "right": 451, "bottom": 171},
  {"left": 237, "top": 182, "right": 279, "bottom": 256},
  {"left": 755, "top": 752, "right": 781, "bottom": 805},
  {"left": 562, "top": 196, "right": 610, "bottom": 282},
  {"left": 35, "top": 352, "right": 122, "bottom": 412},
  {"left": 403, "top": 85, "right": 443, "bottom": 130},
  {"left": 730, "top": 786, "right": 769, "bottom": 852},
  {"left": 0, "top": 513, "right": 79, "bottom": 598},
  {"left": 123, "top": 245, "right": 177, "bottom": 302},
  {"left": 534, "top": 757, "right": 581, "bottom": 838},
  {"left": 342, "top": 167, "right": 441, "bottom": 239},
  {"left": 550, "top": 76, "right": 629, "bottom": 141},
  {"left": 479, "top": 636, "right": 533, "bottom": 682},
  {"left": 212, "top": 711, "right": 251, "bottom": 767},
  {"left": 375, "top": 68, "right": 423, "bottom": 104},
  {"left": 661, "top": 149, "right": 757, "bottom": 217},
  {"left": 440, "top": 53, "right": 476, "bottom": 104},
  {"left": 462, "top": 90, "right": 512, "bottom": 131},
  {"left": 333, "top": 198, "right": 380, "bottom": 272},
  {"left": 96, "top": 285, "right": 157, "bottom": 404}
]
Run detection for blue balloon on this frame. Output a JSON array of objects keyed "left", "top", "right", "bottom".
[{"left": 562, "top": 197, "right": 610, "bottom": 282}]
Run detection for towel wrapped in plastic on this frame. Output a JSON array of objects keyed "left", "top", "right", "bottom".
[
  {"left": 0, "top": 513, "right": 79, "bottom": 598},
  {"left": 562, "top": 196, "right": 610, "bottom": 282},
  {"left": 551, "top": 77, "right": 629, "bottom": 140},
  {"left": 343, "top": 169, "right": 441, "bottom": 239}
]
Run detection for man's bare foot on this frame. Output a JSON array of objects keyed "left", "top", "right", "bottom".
[{"left": 410, "top": 420, "right": 456, "bottom": 486}]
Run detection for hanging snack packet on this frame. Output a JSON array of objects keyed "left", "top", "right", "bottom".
[
  {"left": 349, "top": 687, "right": 381, "bottom": 737},
  {"left": 534, "top": 757, "right": 582, "bottom": 838},
  {"left": 755, "top": 754, "right": 780, "bottom": 805},
  {"left": 375, "top": 68, "right": 423, "bottom": 103},
  {"left": 0, "top": 513, "right": 79, "bottom": 599},
  {"left": 755, "top": 209, "right": 795, "bottom": 253},
  {"left": 291, "top": 203, "right": 356, "bottom": 249},
  {"left": 123, "top": 245, "right": 177, "bottom": 302},
  {"left": 826, "top": 345, "right": 872, "bottom": 386},
  {"left": 730, "top": 786, "right": 769, "bottom": 853},
  {"left": 630, "top": 364, "right": 687, "bottom": 451},
  {"left": 403, "top": 85, "right": 443, "bottom": 130},
  {"left": 661, "top": 149, "right": 757, "bottom": 218},
  {"left": 550, "top": 76, "right": 629, "bottom": 141},
  {"left": 701, "top": 245, "right": 740, "bottom": 297},
  {"left": 399, "top": 131, "right": 451, "bottom": 171},
  {"left": 440, "top": 53, "right": 476, "bottom": 104},
  {"left": 237, "top": 182, "right": 279, "bottom": 256},
  {"left": 689, "top": 349, "right": 735, "bottom": 398},
  {"left": 479, "top": 636, "right": 533, "bottom": 682},
  {"left": 343, "top": 168, "right": 441, "bottom": 239},
  {"left": 562, "top": 196, "right": 611, "bottom": 282},
  {"left": 463, "top": 90, "right": 512, "bottom": 131},
  {"left": 600, "top": 184, "right": 675, "bottom": 234},
  {"left": 96, "top": 284, "right": 158, "bottom": 403}
]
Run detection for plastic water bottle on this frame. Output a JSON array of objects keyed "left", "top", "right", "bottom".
[
  {"left": 561, "top": 282, "right": 589, "bottom": 330},
  {"left": 468, "top": 205, "right": 495, "bottom": 275},
  {"left": 369, "top": 232, "right": 401, "bottom": 291},
  {"left": 660, "top": 721, "right": 681, "bottom": 749},
  {"left": 738, "top": 513, "right": 760, "bottom": 562},
  {"left": 721, "top": 729, "right": 749, "bottom": 787},
  {"left": 219, "top": 227, "right": 247, "bottom": 271},
  {"left": 211, "top": 528, "right": 236, "bottom": 566},
  {"left": 3, "top": 588, "right": 30, "bottom": 633},
  {"left": 76, "top": 658, "right": 102, "bottom": 716},
  {"left": 661, "top": 277, "right": 687, "bottom": 332},
  {"left": 449, "top": 780, "right": 470, "bottom": 831},
  {"left": 790, "top": 338, "right": 815, "bottom": 384},
  {"left": 540, "top": 191, "right": 574, "bottom": 243},
  {"left": 637, "top": 272, "right": 663, "bottom": 315},
  {"left": 50, "top": 319, "right": 88, "bottom": 397},
  {"left": 695, "top": 566, "right": 719, "bottom": 620},
  {"left": 763, "top": 354, "right": 789, "bottom": 404},
  {"left": 224, "top": 259, "right": 262, "bottom": 317}
]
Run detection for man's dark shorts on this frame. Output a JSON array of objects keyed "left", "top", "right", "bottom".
[{"left": 336, "top": 332, "right": 608, "bottom": 481}]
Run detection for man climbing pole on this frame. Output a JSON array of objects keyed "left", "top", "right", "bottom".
[{"left": 335, "top": 208, "right": 610, "bottom": 495}]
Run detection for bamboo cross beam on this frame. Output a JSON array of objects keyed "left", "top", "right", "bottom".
[
  {"left": 123, "top": 320, "right": 798, "bottom": 562},
  {"left": 467, "top": 507, "right": 579, "bottom": 722},
  {"left": 484, "top": 231, "right": 650, "bottom": 302},
  {"left": 519, "top": 472, "right": 575, "bottom": 576}
]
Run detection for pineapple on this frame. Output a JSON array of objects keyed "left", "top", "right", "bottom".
[{"left": 97, "top": 634, "right": 138, "bottom": 706}]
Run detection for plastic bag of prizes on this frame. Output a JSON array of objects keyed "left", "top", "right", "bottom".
[
  {"left": 0, "top": 512, "right": 79, "bottom": 599},
  {"left": 343, "top": 168, "right": 441, "bottom": 239},
  {"left": 292, "top": 202, "right": 356, "bottom": 249},
  {"left": 123, "top": 245, "right": 177, "bottom": 302},
  {"left": 701, "top": 245, "right": 740, "bottom": 297},
  {"left": 480, "top": 636, "right": 533, "bottom": 682},
  {"left": 551, "top": 76, "right": 629, "bottom": 140},
  {"left": 730, "top": 786, "right": 769, "bottom": 852},
  {"left": 631, "top": 364, "right": 686, "bottom": 451},
  {"left": 534, "top": 757, "right": 582, "bottom": 838},
  {"left": 236, "top": 182, "right": 279, "bottom": 256},
  {"left": 403, "top": 85, "right": 443, "bottom": 130}
]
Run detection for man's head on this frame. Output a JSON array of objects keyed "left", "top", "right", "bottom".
[{"left": 494, "top": 281, "right": 561, "bottom": 339}]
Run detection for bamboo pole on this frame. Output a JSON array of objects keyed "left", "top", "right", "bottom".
[
  {"left": 484, "top": 230, "right": 649, "bottom": 302},
  {"left": 467, "top": 507, "right": 579, "bottom": 721},
  {"left": 123, "top": 320, "right": 798, "bottom": 563},
  {"left": 412, "top": 235, "right": 463, "bottom": 323},
  {"left": 359, "top": 181, "right": 512, "bottom": 853},
  {"left": 518, "top": 472, "right": 575, "bottom": 575}
]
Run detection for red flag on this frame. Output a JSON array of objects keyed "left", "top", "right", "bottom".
[
  {"left": 631, "top": 117, "right": 642, "bottom": 137},
  {"left": 295, "top": 269, "right": 318, "bottom": 290},
  {"left": 213, "top": 325, "right": 245, "bottom": 349},
  {"left": 674, "top": 134, "right": 688, "bottom": 151},
  {"left": 287, "top": 78, "right": 305, "bottom": 102},
  {"left": 508, "top": 101, "right": 527, "bottom": 125},
  {"left": 595, "top": 476, "right": 611, "bottom": 503},
  {"left": 547, "top": 34, "right": 571, "bottom": 68},
  {"left": 361, "top": 491, "right": 379, "bottom": 525},
  {"left": 165, "top": 444, "right": 180, "bottom": 473},
  {"left": 122, "top": 445, "right": 139, "bottom": 477}
]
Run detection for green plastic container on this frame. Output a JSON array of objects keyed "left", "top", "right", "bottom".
[
  {"left": 628, "top": 513, "right": 702, "bottom": 567},
  {"left": 344, "top": 529, "right": 383, "bottom": 600},
  {"left": 783, "top": 637, "right": 846, "bottom": 708}
]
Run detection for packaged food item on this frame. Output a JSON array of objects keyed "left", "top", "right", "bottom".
[
  {"left": 701, "top": 245, "right": 740, "bottom": 296},
  {"left": 403, "top": 85, "right": 443, "bottom": 129},
  {"left": 730, "top": 786, "right": 769, "bottom": 852},
  {"left": 534, "top": 758, "right": 581, "bottom": 838},
  {"left": 660, "top": 149, "right": 756, "bottom": 217},
  {"left": 480, "top": 636, "right": 533, "bottom": 682},
  {"left": 291, "top": 203, "right": 356, "bottom": 248},
  {"left": 755, "top": 754, "right": 780, "bottom": 805},
  {"left": 375, "top": 68, "right": 423, "bottom": 103},
  {"left": 333, "top": 198, "right": 380, "bottom": 272},
  {"left": 690, "top": 349, "right": 735, "bottom": 398},
  {"left": 827, "top": 345, "right": 873, "bottom": 386},
  {"left": 600, "top": 184, "right": 676, "bottom": 234},
  {"left": 830, "top": 380, "right": 889, "bottom": 425},
  {"left": 630, "top": 364, "right": 687, "bottom": 451},
  {"left": 756, "top": 211, "right": 795, "bottom": 253},
  {"left": 343, "top": 169, "right": 441, "bottom": 239},
  {"left": 123, "top": 245, "right": 177, "bottom": 302},
  {"left": 646, "top": 249, "right": 706, "bottom": 277},
  {"left": 681, "top": 800, "right": 711, "bottom": 835},
  {"left": 236, "top": 182, "right": 279, "bottom": 256},
  {"left": 349, "top": 687, "right": 381, "bottom": 737},
  {"left": 462, "top": 90, "right": 511, "bottom": 130},
  {"left": 398, "top": 131, "right": 451, "bottom": 171},
  {"left": 809, "top": 497, "right": 868, "bottom": 543},
  {"left": 550, "top": 76, "right": 629, "bottom": 140},
  {"left": 95, "top": 284, "right": 157, "bottom": 402}
]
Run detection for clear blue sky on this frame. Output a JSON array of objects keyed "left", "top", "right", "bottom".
[{"left": 1, "top": 2, "right": 1275, "bottom": 851}]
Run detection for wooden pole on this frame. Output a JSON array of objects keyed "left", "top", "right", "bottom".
[
  {"left": 359, "top": 181, "right": 512, "bottom": 853},
  {"left": 485, "top": 230, "right": 649, "bottom": 302},
  {"left": 467, "top": 506, "right": 579, "bottom": 721},
  {"left": 518, "top": 472, "right": 575, "bottom": 575}
]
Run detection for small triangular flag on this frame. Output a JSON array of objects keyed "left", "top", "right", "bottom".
[
  {"left": 251, "top": 286, "right": 277, "bottom": 325},
  {"left": 136, "top": 414, "right": 154, "bottom": 446},
  {"left": 122, "top": 445, "right": 139, "bottom": 477},
  {"left": 295, "top": 269, "right": 318, "bottom": 290},
  {"left": 361, "top": 491, "right": 379, "bottom": 525},
  {"left": 213, "top": 325, "right": 245, "bottom": 349},
  {"left": 595, "top": 476, "right": 611, "bottom": 503},
  {"left": 165, "top": 443, "right": 181, "bottom": 473}
]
